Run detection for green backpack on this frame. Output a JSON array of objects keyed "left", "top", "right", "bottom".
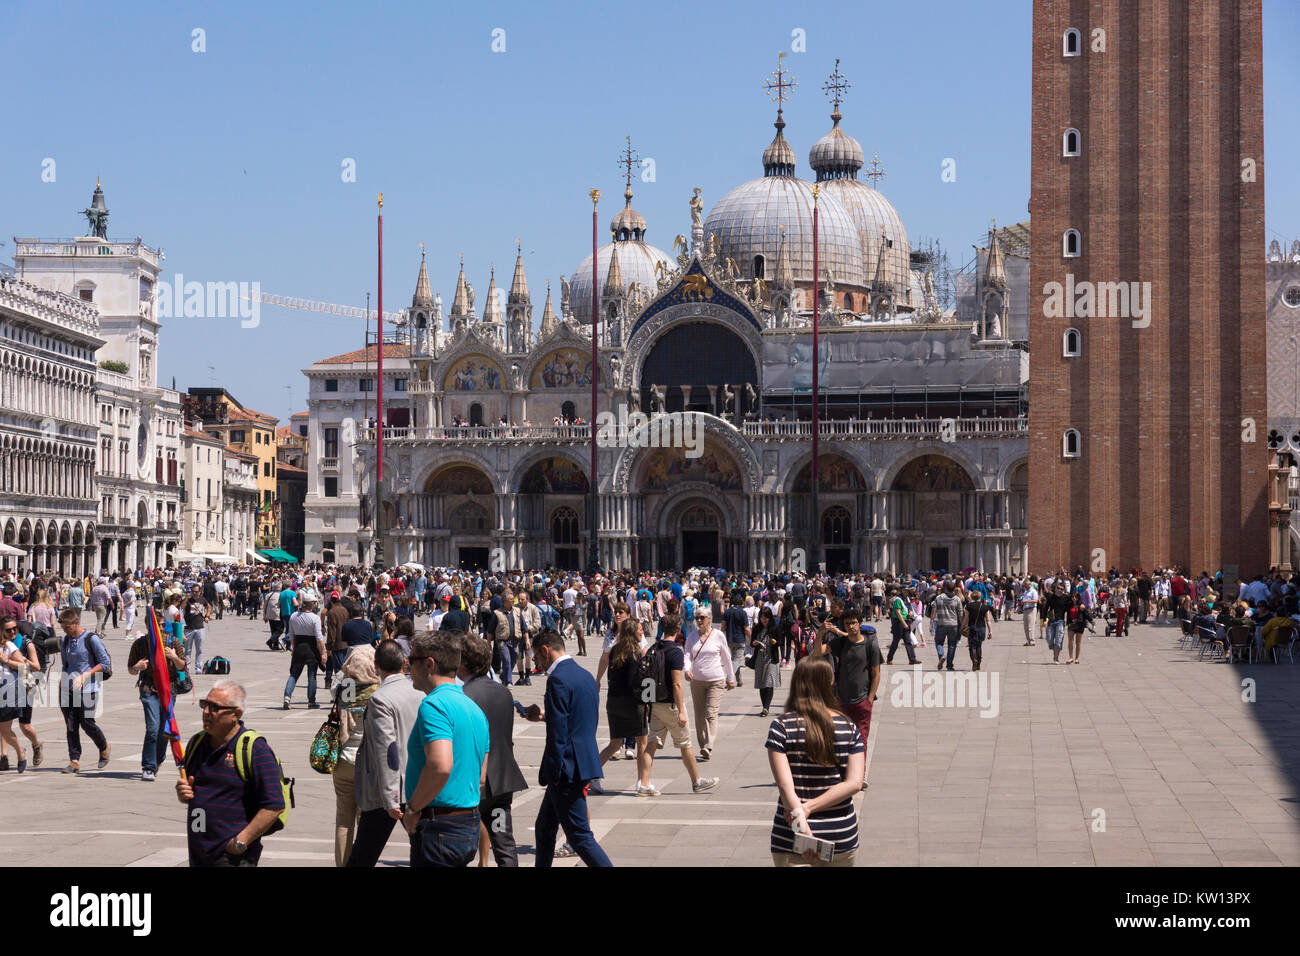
[{"left": 184, "top": 730, "right": 295, "bottom": 833}]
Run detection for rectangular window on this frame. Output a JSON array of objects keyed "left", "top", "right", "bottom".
[
  {"left": 263, "top": 490, "right": 272, "bottom": 506},
  {"left": 324, "top": 427, "right": 339, "bottom": 458},
  {"left": 324, "top": 476, "right": 339, "bottom": 498},
  {"left": 324, "top": 379, "right": 339, "bottom": 392},
  {"left": 323, "top": 539, "right": 336, "bottom": 563},
  {"left": 394, "top": 378, "right": 408, "bottom": 392},
  {"left": 230, "top": 429, "right": 245, "bottom": 443},
  {"left": 264, "top": 461, "right": 273, "bottom": 477},
  {"left": 298, "top": 425, "right": 308, "bottom": 437},
  {"left": 358, "top": 378, "right": 374, "bottom": 392},
  {"left": 79, "top": 289, "right": 93, "bottom": 302}
]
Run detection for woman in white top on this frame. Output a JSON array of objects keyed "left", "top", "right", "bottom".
[
  {"left": 122, "top": 581, "right": 137, "bottom": 633},
  {"left": 684, "top": 609, "right": 734, "bottom": 760}
]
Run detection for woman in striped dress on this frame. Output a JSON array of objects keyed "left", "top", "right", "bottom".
[{"left": 765, "top": 656, "right": 864, "bottom": 867}]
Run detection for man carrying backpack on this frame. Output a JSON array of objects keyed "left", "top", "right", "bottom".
[
  {"left": 55, "top": 608, "right": 112, "bottom": 774},
  {"left": 177, "top": 679, "right": 288, "bottom": 867},
  {"left": 638, "top": 613, "right": 718, "bottom": 797}
]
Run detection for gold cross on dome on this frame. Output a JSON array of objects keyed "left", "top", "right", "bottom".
[
  {"left": 866, "top": 152, "right": 886, "bottom": 185},
  {"left": 764, "top": 51, "right": 796, "bottom": 107},
  {"left": 618, "top": 137, "right": 640, "bottom": 191},
  {"left": 823, "top": 58, "right": 850, "bottom": 111}
]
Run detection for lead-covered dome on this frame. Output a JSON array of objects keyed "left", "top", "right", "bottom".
[
  {"left": 569, "top": 182, "right": 673, "bottom": 323},
  {"left": 704, "top": 110, "right": 866, "bottom": 289}
]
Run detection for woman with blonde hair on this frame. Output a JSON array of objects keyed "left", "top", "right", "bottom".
[
  {"left": 331, "top": 644, "right": 380, "bottom": 866},
  {"left": 597, "top": 617, "right": 650, "bottom": 791},
  {"left": 766, "top": 655, "right": 864, "bottom": 866}
]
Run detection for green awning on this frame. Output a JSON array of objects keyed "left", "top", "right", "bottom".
[{"left": 257, "top": 548, "right": 298, "bottom": 563}]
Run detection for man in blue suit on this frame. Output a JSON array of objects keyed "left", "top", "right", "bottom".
[{"left": 525, "top": 628, "right": 613, "bottom": 867}]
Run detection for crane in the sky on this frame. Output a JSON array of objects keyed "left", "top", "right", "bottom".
[{"left": 240, "top": 290, "right": 408, "bottom": 324}]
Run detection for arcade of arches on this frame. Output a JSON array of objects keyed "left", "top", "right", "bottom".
[{"left": 367, "top": 443, "right": 1027, "bottom": 574}]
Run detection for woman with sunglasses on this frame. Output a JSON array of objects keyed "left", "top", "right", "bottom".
[{"left": 750, "top": 605, "right": 782, "bottom": 717}]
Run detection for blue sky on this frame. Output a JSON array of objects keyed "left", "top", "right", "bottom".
[{"left": 3, "top": 0, "right": 1297, "bottom": 421}]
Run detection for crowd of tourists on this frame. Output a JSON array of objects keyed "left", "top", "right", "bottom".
[{"left": 1, "top": 559, "right": 1296, "bottom": 867}]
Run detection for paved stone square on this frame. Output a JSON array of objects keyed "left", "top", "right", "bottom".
[{"left": 3, "top": 611, "right": 1298, "bottom": 866}]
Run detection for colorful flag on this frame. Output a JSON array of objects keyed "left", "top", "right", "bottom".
[{"left": 145, "top": 605, "right": 185, "bottom": 766}]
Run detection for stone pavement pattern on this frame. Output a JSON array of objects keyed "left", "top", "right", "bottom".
[{"left": 2, "top": 611, "right": 1298, "bottom": 866}]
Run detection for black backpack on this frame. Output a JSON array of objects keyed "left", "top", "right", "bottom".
[
  {"left": 640, "top": 640, "right": 673, "bottom": 704},
  {"left": 16, "top": 621, "right": 51, "bottom": 671}
]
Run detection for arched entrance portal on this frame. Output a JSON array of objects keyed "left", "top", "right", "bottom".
[
  {"left": 891, "top": 454, "right": 976, "bottom": 572},
  {"left": 676, "top": 502, "right": 722, "bottom": 569}
]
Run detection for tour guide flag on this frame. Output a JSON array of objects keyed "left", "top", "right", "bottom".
[{"left": 144, "top": 605, "right": 185, "bottom": 767}]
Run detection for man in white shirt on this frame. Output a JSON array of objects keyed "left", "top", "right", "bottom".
[
  {"left": 283, "top": 598, "right": 327, "bottom": 710},
  {"left": 1018, "top": 578, "right": 1040, "bottom": 646}
]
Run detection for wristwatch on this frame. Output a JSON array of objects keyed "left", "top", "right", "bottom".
[{"left": 231, "top": 838, "right": 248, "bottom": 854}]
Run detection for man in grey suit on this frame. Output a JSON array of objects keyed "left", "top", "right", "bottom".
[
  {"left": 347, "top": 639, "right": 426, "bottom": 867},
  {"left": 459, "top": 633, "right": 528, "bottom": 866}
]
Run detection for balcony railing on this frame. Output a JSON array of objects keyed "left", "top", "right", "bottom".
[
  {"left": 320, "top": 457, "right": 339, "bottom": 470},
  {"left": 356, "top": 416, "right": 1028, "bottom": 444}
]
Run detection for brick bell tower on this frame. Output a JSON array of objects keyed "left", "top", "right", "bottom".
[{"left": 1028, "top": 0, "right": 1268, "bottom": 582}]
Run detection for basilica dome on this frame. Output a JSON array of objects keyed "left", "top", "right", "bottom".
[
  {"left": 809, "top": 108, "right": 911, "bottom": 300},
  {"left": 704, "top": 111, "right": 866, "bottom": 290},
  {"left": 568, "top": 186, "right": 674, "bottom": 324}
]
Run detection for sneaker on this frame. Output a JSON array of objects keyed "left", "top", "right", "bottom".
[
  {"left": 32, "top": 744, "right": 42, "bottom": 767},
  {"left": 697, "top": 749, "right": 711, "bottom": 761},
  {"left": 283, "top": 698, "right": 292, "bottom": 710},
  {"left": 98, "top": 745, "right": 111, "bottom": 769},
  {"left": 609, "top": 749, "right": 623, "bottom": 760},
  {"left": 635, "top": 783, "right": 661, "bottom": 797},
  {"left": 622, "top": 747, "right": 636, "bottom": 759},
  {"left": 141, "top": 770, "right": 156, "bottom": 782},
  {"left": 307, "top": 702, "right": 321, "bottom": 710},
  {"left": 15, "top": 759, "right": 26, "bottom": 774},
  {"left": 0, "top": 755, "right": 8, "bottom": 771},
  {"left": 587, "top": 780, "right": 604, "bottom": 795},
  {"left": 693, "top": 777, "right": 719, "bottom": 793},
  {"left": 760, "top": 709, "right": 769, "bottom": 717},
  {"left": 62, "top": 761, "right": 79, "bottom": 774}
]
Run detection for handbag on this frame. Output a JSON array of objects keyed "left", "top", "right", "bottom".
[
  {"left": 173, "top": 671, "right": 193, "bottom": 695},
  {"left": 309, "top": 701, "right": 343, "bottom": 774}
]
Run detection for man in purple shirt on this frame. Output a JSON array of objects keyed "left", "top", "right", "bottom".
[{"left": 177, "top": 680, "right": 285, "bottom": 867}]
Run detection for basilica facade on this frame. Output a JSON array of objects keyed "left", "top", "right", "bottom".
[{"left": 303, "top": 76, "right": 1030, "bottom": 574}]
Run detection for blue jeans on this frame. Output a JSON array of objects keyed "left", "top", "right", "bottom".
[
  {"left": 535, "top": 781, "right": 612, "bottom": 868},
  {"left": 1045, "top": 620, "right": 1065, "bottom": 651},
  {"left": 139, "top": 691, "right": 171, "bottom": 773},
  {"left": 409, "top": 810, "right": 480, "bottom": 867},
  {"left": 934, "top": 624, "right": 960, "bottom": 668},
  {"left": 496, "top": 640, "right": 515, "bottom": 686}
]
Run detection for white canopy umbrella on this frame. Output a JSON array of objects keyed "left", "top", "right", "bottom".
[
  {"left": 246, "top": 549, "right": 269, "bottom": 564},
  {"left": 401, "top": 562, "right": 426, "bottom": 572},
  {"left": 0, "top": 542, "right": 26, "bottom": 557}
]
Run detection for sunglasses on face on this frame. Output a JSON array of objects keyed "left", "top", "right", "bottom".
[{"left": 198, "top": 699, "right": 238, "bottom": 713}]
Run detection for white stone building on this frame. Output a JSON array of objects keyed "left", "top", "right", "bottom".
[
  {"left": 223, "top": 447, "right": 260, "bottom": 563},
  {"left": 0, "top": 272, "right": 101, "bottom": 575},
  {"left": 303, "top": 84, "right": 1030, "bottom": 574},
  {"left": 179, "top": 427, "right": 229, "bottom": 561},
  {"left": 1266, "top": 238, "right": 1300, "bottom": 567},
  {"left": 13, "top": 183, "right": 183, "bottom": 571}
]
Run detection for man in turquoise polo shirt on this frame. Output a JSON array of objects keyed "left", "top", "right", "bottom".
[{"left": 402, "top": 629, "right": 489, "bottom": 867}]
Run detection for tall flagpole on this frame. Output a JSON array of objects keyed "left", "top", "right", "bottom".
[
  {"left": 374, "top": 193, "right": 386, "bottom": 571},
  {"left": 587, "top": 188, "right": 603, "bottom": 576},
  {"left": 811, "top": 184, "right": 822, "bottom": 574}
]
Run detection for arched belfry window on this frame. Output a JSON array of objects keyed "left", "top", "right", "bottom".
[
  {"left": 1063, "top": 428, "right": 1081, "bottom": 458},
  {"left": 1063, "top": 229, "right": 1081, "bottom": 258},
  {"left": 1063, "top": 28, "right": 1081, "bottom": 56},
  {"left": 1063, "top": 328, "right": 1081, "bottom": 357},
  {"left": 1063, "top": 128, "right": 1080, "bottom": 156}
]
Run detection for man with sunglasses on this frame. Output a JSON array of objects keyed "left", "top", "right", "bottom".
[
  {"left": 176, "top": 680, "right": 285, "bottom": 867},
  {"left": 402, "top": 631, "right": 489, "bottom": 867}
]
